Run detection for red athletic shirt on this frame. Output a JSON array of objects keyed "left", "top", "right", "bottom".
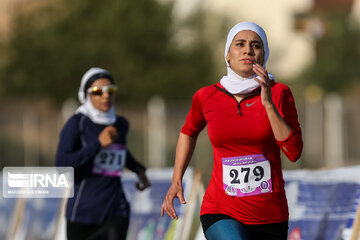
[{"left": 181, "top": 82, "right": 303, "bottom": 225}]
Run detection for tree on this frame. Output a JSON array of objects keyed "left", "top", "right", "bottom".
[
  {"left": 1, "top": 0, "right": 215, "bottom": 103},
  {"left": 297, "top": 12, "right": 360, "bottom": 94}
]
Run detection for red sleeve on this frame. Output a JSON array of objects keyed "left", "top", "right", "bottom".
[
  {"left": 276, "top": 86, "right": 303, "bottom": 162},
  {"left": 181, "top": 90, "right": 207, "bottom": 137}
]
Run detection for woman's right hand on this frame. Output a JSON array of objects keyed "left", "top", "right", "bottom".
[
  {"left": 98, "top": 126, "right": 118, "bottom": 147},
  {"left": 161, "top": 182, "right": 186, "bottom": 219},
  {"left": 161, "top": 133, "right": 195, "bottom": 219}
]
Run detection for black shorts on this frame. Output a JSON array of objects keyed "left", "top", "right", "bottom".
[
  {"left": 200, "top": 214, "right": 288, "bottom": 240},
  {"left": 67, "top": 215, "right": 129, "bottom": 240}
]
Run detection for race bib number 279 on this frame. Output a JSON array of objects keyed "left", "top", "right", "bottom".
[{"left": 222, "top": 154, "right": 272, "bottom": 197}]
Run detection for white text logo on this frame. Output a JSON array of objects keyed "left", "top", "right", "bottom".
[
  {"left": 2, "top": 167, "right": 74, "bottom": 198},
  {"left": 8, "top": 172, "right": 69, "bottom": 188}
]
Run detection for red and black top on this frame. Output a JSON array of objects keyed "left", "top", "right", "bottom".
[{"left": 181, "top": 82, "right": 303, "bottom": 225}]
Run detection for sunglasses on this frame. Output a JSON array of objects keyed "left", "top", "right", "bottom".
[{"left": 87, "top": 85, "right": 117, "bottom": 96}]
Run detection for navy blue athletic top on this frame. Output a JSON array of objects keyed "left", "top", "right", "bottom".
[{"left": 55, "top": 113, "right": 145, "bottom": 225}]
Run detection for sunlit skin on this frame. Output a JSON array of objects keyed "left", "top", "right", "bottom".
[
  {"left": 226, "top": 30, "right": 265, "bottom": 78},
  {"left": 226, "top": 30, "right": 268, "bottom": 102},
  {"left": 89, "top": 78, "right": 115, "bottom": 112}
]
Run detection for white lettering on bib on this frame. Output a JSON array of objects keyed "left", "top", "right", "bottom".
[
  {"left": 92, "top": 144, "right": 126, "bottom": 177},
  {"left": 222, "top": 154, "right": 272, "bottom": 197}
]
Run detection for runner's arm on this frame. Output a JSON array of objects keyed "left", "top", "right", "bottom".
[{"left": 161, "top": 133, "right": 197, "bottom": 219}]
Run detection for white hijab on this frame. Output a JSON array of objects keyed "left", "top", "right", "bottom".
[
  {"left": 76, "top": 67, "right": 116, "bottom": 125},
  {"left": 220, "top": 21, "right": 275, "bottom": 94}
]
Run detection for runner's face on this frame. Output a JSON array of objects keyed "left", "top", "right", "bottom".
[
  {"left": 88, "top": 78, "right": 115, "bottom": 112},
  {"left": 226, "top": 30, "right": 265, "bottom": 77}
]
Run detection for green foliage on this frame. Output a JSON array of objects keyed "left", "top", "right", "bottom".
[
  {"left": 297, "top": 12, "right": 360, "bottom": 94},
  {"left": 1, "top": 0, "right": 215, "bottom": 103}
]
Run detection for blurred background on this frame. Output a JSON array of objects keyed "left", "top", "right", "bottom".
[{"left": 0, "top": 0, "right": 360, "bottom": 183}]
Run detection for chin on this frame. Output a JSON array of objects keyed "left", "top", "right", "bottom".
[
  {"left": 96, "top": 106, "right": 110, "bottom": 112},
  {"left": 234, "top": 67, "right": 253, "bottom": 77},
  {"left": 238, "top": 71, "right": 254, "bottom": 78},
  {"left": 102, "top": 104, "right": 112, "bottom": 111}
]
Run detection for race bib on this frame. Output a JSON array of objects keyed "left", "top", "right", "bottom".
[
  {"left": 92, "top": 144, "right": 126, "bottom": 177},
  {"left": 222, "top": 154, "right": 272, "bottom": 197}
]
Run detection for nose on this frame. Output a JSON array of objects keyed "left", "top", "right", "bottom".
[
  {"left": 243, "top": 43, "right": 254, "bottom": 56},
  {"left": 102, "top": 91, "right": 111, "bottom": 99}
]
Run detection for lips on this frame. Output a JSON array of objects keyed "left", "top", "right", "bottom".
[
  {"left": 241, "top": 58, "right": 254, "bottom": 64},
  {"left": 102, "top": 102, "right": 111, "bottom": 107}
]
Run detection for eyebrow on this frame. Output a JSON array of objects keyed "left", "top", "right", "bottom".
[{"left": 235, "top": 39, "right": 262, "bottom": 44}]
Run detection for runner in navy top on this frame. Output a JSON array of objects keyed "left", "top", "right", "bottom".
[{"left": 56, "top": 67, "right": 150, "bottom": 240}]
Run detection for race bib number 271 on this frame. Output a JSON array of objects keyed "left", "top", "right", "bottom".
[
  {"left": 222, "top": 154, "right": 272, "bottom": 197},
  {"left": 92, "top": 144, "right": 126, "bottom": 177}
]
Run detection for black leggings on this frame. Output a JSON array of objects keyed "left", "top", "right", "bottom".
[
  {"left": 67, "top": 215, "right": 129, "bottom": 240},
  {"left": 201, "top": 214, "right": 288, "bottom": 240}
]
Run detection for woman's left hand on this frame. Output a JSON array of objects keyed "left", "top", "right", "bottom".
[
  {"left": 135, "top": 170, "right": 151, "bottom": 191},
  {"left": 252, "top": 63, "right": 274, "bottom": 109}
]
